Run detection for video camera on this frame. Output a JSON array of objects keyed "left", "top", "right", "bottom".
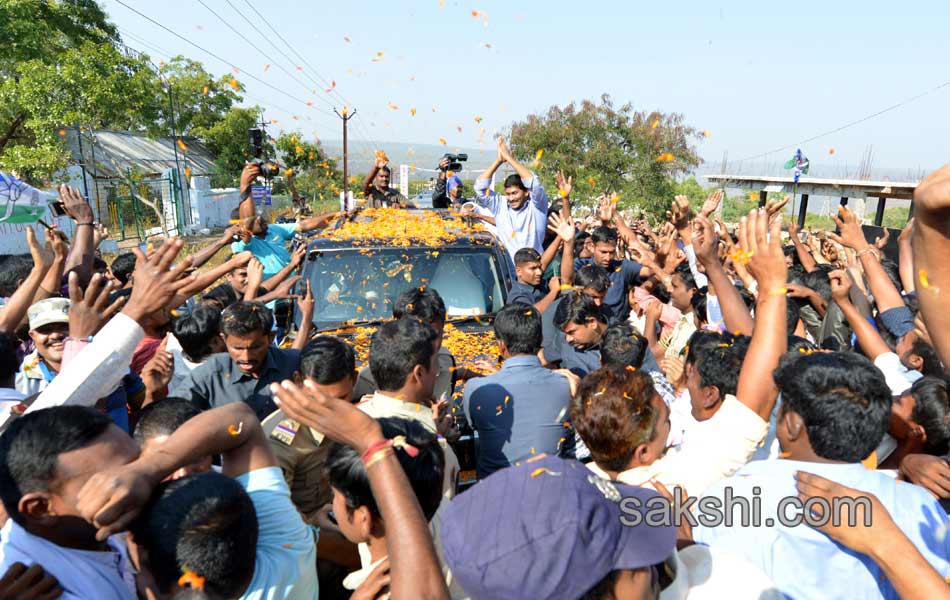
[
  {"left": 440, "top": 153, "right": 468, "bottom": 172},
  {"left": 248, "top": 128, "right": 280, "bottom": 179}
]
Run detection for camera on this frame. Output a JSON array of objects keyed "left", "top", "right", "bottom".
[
  {"left": 248, "top": 128, "right": 280, "bottom": 179},
  {"left": 440, "top": 153, "right": 468, "bottom": 172}
]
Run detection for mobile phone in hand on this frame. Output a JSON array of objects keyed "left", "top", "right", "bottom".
[{"left": 48, "top": 201, "right": 68, "bottom": 218}]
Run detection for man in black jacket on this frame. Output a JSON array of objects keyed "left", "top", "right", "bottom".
[{"left": 432, "top": 157, "right": 469, "bottom": 209}]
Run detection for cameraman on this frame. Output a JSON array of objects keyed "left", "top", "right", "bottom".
[{"left": 433, "top": 156, "right": 469, "bottom": 209}]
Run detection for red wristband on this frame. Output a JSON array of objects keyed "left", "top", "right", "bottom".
[{"left": 361, "top": 439, "right": 392, "bottom": 463}]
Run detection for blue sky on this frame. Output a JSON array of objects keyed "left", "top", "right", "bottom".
[{"left": 102, "top": 0, "right": 950, "bottom": 176}]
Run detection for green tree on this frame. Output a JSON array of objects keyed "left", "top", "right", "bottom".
[
  {"left": 198, "top": 107, "right": 261, "bottom": 187},
  {"left": 159, "top": 56, "right": 243, "bottom": 135},
  {"left": 508, "top": 94, "right": 703, "bottom": 216},
  {"left": 274, "top": 132, "right": 342, "bottom": 206}
]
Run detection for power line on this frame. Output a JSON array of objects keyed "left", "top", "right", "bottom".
[
  {"left": 737, "top": 79, "right": 950, "bottom": 163},
  {"left": 113, "top": 0, "right": 336, "bottom": 121}
]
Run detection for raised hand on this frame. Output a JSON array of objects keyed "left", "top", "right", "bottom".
[
  {"left": 793, "top": 471, "right": 888, "bottom": 555},
  {"left": 68, "top": 271, "right": 124, "bottom": 338},
  {"left": 897, "top": 217, "right": 915, "bottom": 244},
  {"left": 246, "top": 258, "right": 264, "bottom": 295},
  {"left": 57, "top": 185, "right": 94, "bottom": 224},
  {"left": 374, "top": 150, "right": 389, "bottom": 170},
  {"left": 93, "top": 223, "right": 110, "bottom": 248},
  {"left": 699, "top": 189, "right": 723, "bottom": 218},
  {"left": 496, "top": 137, "right": 511, "bottom": 162},
  {"left": 26, "top": 227, "right": 53, "bottom": 273},
  {"left": 350, "top": 557, "right": 391, "bottom": 600},
  {"left": 240, "top": 163, "right": 262, "bottom": 193},
  {"left": 692, "top": 215, "right": 719, "bottom": 265},
  {"left": 271, "top": 275, "right": 303, "bottom": 300},
  {"left": 141, "top": 335, "right": 173, "bottom": 396},
  {"left": 547, "top": 213, "right": 575, "bottom": 243},
  {"left": 271, "top": 379, "right": 384, "bottom": 454},
  {"left": 828, "top": 206, "right": 869, "bottom": 251},
  {"left": 873, "top": 226, "right": 890, "bottom": 250},
  {"left": 290, "top": 243, "right": 307, "bottom": 268},
  {"left": 765, "top": 194, "right": 790, "bottom": 219},
  {"left": 122, "top": 239, "right": 194, "bottom": 323},
  {"left": 739, "top": 207, "right": 787, "bottom": 295},
  {"left": 555, "top": 170, "right": 573, "bottom": 198},
  {"left": 828, "top": 269, "right": 852, "bottom": 304},
  {"left": 669, "top": 195, "right": 691, "bottom": 230},
  {"left": 76, "top": 461, "right": 162, "bottom": 541},
  {"left": 297, "top": 281, "right": 315, "bottom": 321},
  {"left": 596, "top": 194, "right": 616, "bottom": 223}
]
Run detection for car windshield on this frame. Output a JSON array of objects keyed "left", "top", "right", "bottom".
[{"left": 304, "top": 246, "right": 505, "bottom": 329}]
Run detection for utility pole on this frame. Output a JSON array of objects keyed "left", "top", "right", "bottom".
[{"left": 334, "top": 107, "right": 356, "bottom": 203}]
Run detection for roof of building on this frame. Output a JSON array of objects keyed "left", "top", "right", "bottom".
[{"left": 69, "top": 129, "right": 216, "bottom": 179}]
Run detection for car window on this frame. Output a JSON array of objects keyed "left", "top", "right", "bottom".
[{"left": 305, "top": 247, "right": 504, "bottom": 328}]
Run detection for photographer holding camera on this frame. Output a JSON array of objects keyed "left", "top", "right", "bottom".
[
  {"left": 362, "top": 152, "right": 408, "bottom": 208},
  {"left": 432, "top": 154, "right": 470, "bottom": 209}
]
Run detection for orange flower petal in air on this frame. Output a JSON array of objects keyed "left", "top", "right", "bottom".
[
  {"left": 344, "top": 36, "right": 351, "bottom": 42},
  {"left": 651, "top": 119, "right": 659, "bottom": 129},
  {"left": 229, "top": 78, "right": 240, "bottom": 90},
  {"left": 184, "top": 167, "right": 192, "bottom": 179},
  {"left": 535, "top": 149, "right": 544, "bottom": 161},
  {"left": 472, "top": 10, "right": 480, "bottom": 17},
  {"left": 438, "top": 138, "right": 447, "bottom": 145},
  {"left": 202, "top": 86, "right": 209, "bottom": 96},
  {"left": 474, "top": 115, "right": 483, "bottom": 123},
  {"left": 177, "top": 139, "right": 188, "bottom": 152},
  {"left": 656, "top": 153, "right": 675, "bottom": 162},
  {"left": 388, "top": 102, "right": 399, "bottom": 110},
  {"left": 410, "top": 108, "right": 417, "bottom": 116},
  {"left": 232, "top": 67, "right": 240, "bottom": 75},
  {"left": 263, "top": 64, "right": 270, "bottom": 71},
  {"left": 829, "top": 148, "right": 835, "bottom": 155},
  {"left": 484, "top": 43, "right": 492, "bottom": 49},
  {"left": 178, "top": 569, "right": 205, "bottom": 590}
]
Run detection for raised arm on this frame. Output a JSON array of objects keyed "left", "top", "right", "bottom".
[
  {"left": 239, "top": 164, "right": 262, "bottom": 220},
  {"left": 362, "top": 153, "right": 387, "bottom": 199},
  {"left": 292, "top": 282, "right": 314, "bottom": 351},
  {"left": 172, "top": 251, "right": 252, "bottom": 304},
  {"left": 35, "top": 228, "right": 68, "bottom": 301},
  {"left": 189, "top": 225, "right": 242, "bottom": 269},
  {"left": 273, "top": 380, "right": 450, "bottom": 600},
  {"left": 795, "top": 471, "right": 950, "bottom": 600},
  {"left": 259, "top": 245, "right": 306, "bottom": 292},
  {"left": 830, "top": 206, "right": 905, "bottom": 312},
  {"left": 787, "top": 220, "right": 818, "bottom": 273},
  {"left": 897, "top": 219, "right": 916, "bottom": 294},
  {"left": 0, "top": 228, "right": 51, "bottom": 333},
  {"left": 496, "top": 137, "right": 531, "bottom": 182},
  {"left": 828, "top": 270, "right": 889, "bottom": 359},
  {"left": 298, "top": 210, "right": 345, "bottom": 233},
  {"left": 911, "top": 165, "right": 950, "bottom": 365},
  {"left": 76, "top": 401, "right": 276, "bottom": 541},
  {"left": 57, "top": 185, "right": 96, "bottom": 287},
  {"left": 693, "top": 216, "right": 754, "bottom": 336},
  {"left": 735, "top": 208, "right": 788, "bottom": 421}
]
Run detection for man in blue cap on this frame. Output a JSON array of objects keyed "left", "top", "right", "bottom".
[
  {"left": 439, "top": 454, "right": 677, "bottom": 599},
  {"left": 433, "top": 156, "right": 468, "bottom": 209}
]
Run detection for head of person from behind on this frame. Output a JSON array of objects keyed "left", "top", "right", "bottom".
[
  {"left": 773, "top": 352, "right": 891, "bottom": 463},
  {"left": 368, "top": 318, "right": 439, "bottom": 402},
  {"left": 572, "top": 366, "right": 671, "bottom": 475},
  {"left": 503, "top": 174, "right": 530, "bottom": 211},
  {"left": 554, "top": 292, "right": 608, "bottom": 351},
  {"left": 299, "top": 336, "right": 358, "bottom": 403},
  {"left": 0, "top": 406, "right": 139, "bottom": 550},
  {"left": 590, "top": 227, "right": 619, "bottom": 269},
  {"left": 133, "top": 398, "right": 211, "bottom": 481},
  {"left": 129, "top": 471, "right": 258, "bottom": 599},
  {"left": 514, "top": 248, "right": 544, "bottom": 287},
  {"left": 220, "top": 301, "right": 273, "bottom": 377},
  {"left": 493, "top": 303, "right": 543, "bottom": 359},
  {"left": 392, "top": 286, "right": 447, "bottom": 351}
]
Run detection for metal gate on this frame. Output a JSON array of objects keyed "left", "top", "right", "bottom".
[{"left": 97, "top": 169, "right": 186, "bottom": 241}]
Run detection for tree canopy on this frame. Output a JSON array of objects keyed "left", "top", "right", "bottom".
[{"left": 508, "top": 94, "right": 703, "bottom": 216}]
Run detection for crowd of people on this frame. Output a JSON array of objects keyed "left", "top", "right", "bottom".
[{"left": 0, "top": 137, "right": 948, "bottom": 600}]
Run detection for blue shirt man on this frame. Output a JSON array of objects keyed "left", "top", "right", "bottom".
[
  {"left": 462, "top": 305, "right": 573, "bottom": 478},
  {"left": 231, "top": 221, "right": 297, "bottom": 281}
]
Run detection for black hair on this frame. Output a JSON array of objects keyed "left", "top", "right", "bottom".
[
  {"left": 110, "top": 252, "right": 137, "bottom": 286},
  {"left": 393, "top": 286, "right": 447, "bottom": 325},
  {"left": 229, "top": 207, "right": 241, "bottom": 221},
  {"left": 220, "top": 301, "right": 272, "bottom": 337},
  {"left": 93, "top": 257, "right": 108, "bottom": 271},
  {"left": 202, "top": 283, "right": 240, "bottom": 309},
  {"left": 802, "top": 267, "right": 832, "bottom": 303},
  {"left": 690, "top": 287, "right": 708, "bottom": 325},
  {"left": 129, "top": 471, "right": 258, "bottom": 599},
  {"left": 0, "top": 331, "right": 21, "bottom": 383},
  {"left": 378, "top": 165, "right": 392, "bottom": 175},
  {"left": 0, "top": 255, "right": 34, "bottom": 297},
  {"left": 369, "top": 319, "right": 437, "bottom": 392},
  {"left": 787, "top": 335, "right": 818, "bottom": 355},
  {"left": 0, "top": 406, "right": 112, "bottom": 525},
  {"left": 773, "top": 352, "right": 891, "bottom": 462},
  {"left": 300, "top": 336, "right": 356, "bottom": 385},
  {"left": 493, "top": 303, "right": 543, "bottom": 355},
  {"left": 133, "top": 398, "right": 201, "bottom": 446},
  {"left": 694, "top": 335, "right": 751, "bottom": 399},
  {"left": 909, "top": 375, "right": 950, "bottom": 456},
  {"left": 513, "top": 248, "right": 541, "bottom": 266},
  {"left": 575, "top": 264, "right": 610, "bottom": 293},
  {"left": 684, "top": 330, "right": 732, "bottom": 367},
  {"left": 909, "top": 338, "right": 945, "bottom": 379},
  {"left": 554, "top": 291, "right": 608, "bottom": 330},
  {"left": 600, "top": 324, "right": 648, "bottom": 369},
  {"left": 673, "top": 264, "right": 697, "bottom": 292},
  {"left": 328, "top": 417, "right": 444, "bottom": 522},
  {"left": 590, "top": 226, "right": 618, "bottom": 246},
  {"left": 503, "top": 173, "right": 527, "bottom": 191},
  {"left": 172, "top": 305, "right": 223, "bottom": 363}
]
